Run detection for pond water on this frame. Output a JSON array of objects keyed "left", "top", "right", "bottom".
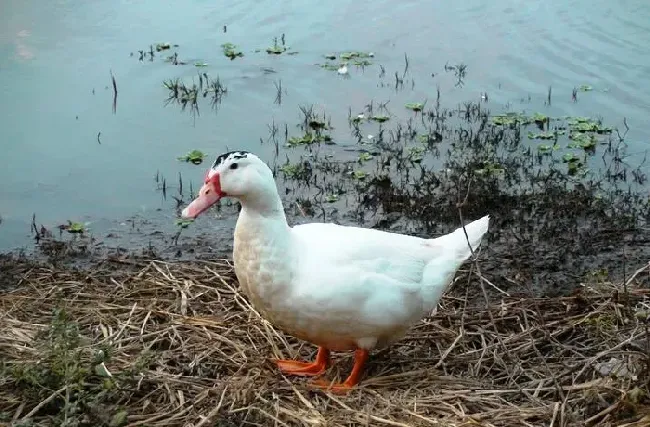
[{"left": 1, "top": 0, "right": 649, "bottom": 252}]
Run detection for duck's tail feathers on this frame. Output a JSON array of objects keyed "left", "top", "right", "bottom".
[{"left": 433, "top": 215, "right": 490, "bottom": 261}]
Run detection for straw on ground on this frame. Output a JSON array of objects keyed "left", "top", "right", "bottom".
[{"left": 0, "top": 257, "right": 649, "bottom": 426}]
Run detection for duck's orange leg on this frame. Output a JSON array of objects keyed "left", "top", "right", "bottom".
[
  {"left": 275, "top": 347, "right": 330, "bottom": 377},
  {"left": 311, "top": 348, "right": 369, "bottom": 394}
]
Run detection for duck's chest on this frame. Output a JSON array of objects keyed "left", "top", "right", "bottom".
[{"left": 232, "top": 223, "right": 294, "bottom": 318}]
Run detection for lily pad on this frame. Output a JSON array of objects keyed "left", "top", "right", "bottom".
[
  {"left": 537, "top": 144, "right": 555, "bottom": 154},
  {"left": 475, "top": 162, "right": 505, "bottom": 176},
  {"left": 62, "top": 221, "right": 87, "bottom": 234},
  {"left": 568, "top": 133, "right": 598, "bottom": 150},
  {"left": 320, "top": 63, "right": 343, "bottom": 71},
  {"left": 568, "top": 117, "right": 612, "bottom": 134},
  {"left": 279, "top": 163, "right": 307, "bottom": 179},
  {"left": 562, "top": 153, "right": 582, "bottom": 163},
  {"left": 266, "top": 45, "right": 287, "bottom": 55},
  {"left": 155, "top": 43, "right": 177, "bottom": 52},
  {"left": 491, "top": 113, "right": 531, "bottom": 126},
  {"left": 353, "top": 59, "right": 373, "bottom": 66},
  {"left": 175, "top": 218, "right": 194, "bottom": 229},
  {"left": 221, "top": 43, "right": 243, "bottom": 60},
  {"left": 418, "top": 132, "right": 443, "bottom": 144},
  {"left": 340, "top": 51, "right": 373, "bottom": 60},
  {"left": 287, "top": 133, "right": 333, "bottom": 147},
  {"left": 358, "top": 152, "right": 373, "bottom": 162},
  {"left": 405, "top": 103, "right": 424, "bottom": 112},
  {"left": 408, "top": 146, "right": 425, "bottom": 163},
  {"left": 177, "top": 150, "right": 207, "bottom": 165},
  {"left": 532, "top": 112, "right": 549, "bottom": 125},
  {"left": 351, "top": 170, "right": 369, "bottom": 180},
  {"left": 562, "top": 153, "right": 586, "bottom": 176},
  {"left": 528, "top": 131, "right": 562, "bottom": 140},
  {"left": 57, "top": 220, "right": 86, "bottom": 234},
  {"left": 370, "top": 115, "right": 390, "bottom": 123}
]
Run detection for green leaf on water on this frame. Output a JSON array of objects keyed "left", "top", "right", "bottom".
[
  {"left": 340, "top": 51, "right": 373, "bottom": 60},
  {"left": 568, "top": 133, "right": 598, "bottom": 150},
  {"left": 177, "top": 150, "right": 207, "bottom": 164},
  {"left": 65, "top": 221, "right": 87, "bottom": 234},
  {"left": 532, "top": 112, "right": 548, "bottom": 124},
  {"left": 279, "top": 163, "right": 307, "bottom": 179},
  {"left": 567, "top": 117, "right": 612, "bottom": 134},
  {"left": 286, "top": 133, "right": 333, "bottom": 148},
  {"left": 266, "top": 45, "right": 287, "bottom": 54},
  {"left": 175, "top": 219, "right": 194, "bottom": 229},
  {"left": 537, "top": 144, "right": 554, "bottom": 154},
  {"left": 358, "top": 152, "right": 373, "bottom": 162},
  {"left": 562, "top": 153, "right": 582, "bottom": 163},
  {"left": 408, "top": 146, "right": 425, "bottom": 163},
  {"left": 221, "top": 43, "right": 244, "bottom": 60},
  {"left": 353, "top": 59, "right": 372, "bottom": 66},
  {"left": 405, "top": 103, "right": 424, "bottom": 112},
  {"left": 370, "top": 115, "right": 390, "bottom": 123},
  {"left": 319, "top": 63, "right": 343, "bottom": 71},
  {"left": 491, "top": 113, "right": 532, "bottom": 126},
  {"left": 351, "top": 170, "right": 368, "bottom": 180},
  {"left": 528, "top": 131, "right": 559, "bottom": 140},
  {"left": 155, "top": 43, "right": 175, "bottom": 52},
  {"left": 475, "top": 162, "right": 505, "bottom": 176}
]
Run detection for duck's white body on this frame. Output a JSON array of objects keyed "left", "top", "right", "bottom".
[
  {"left": 182, "top": 151, "right": 489, "bottom": 391},
  {"left": 234, "top": 206, "right": 488, "bottom": 351}
]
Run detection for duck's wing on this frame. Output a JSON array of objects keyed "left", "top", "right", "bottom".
[{"left": 288, "top": 218, "right": 489, "bottom": 331}]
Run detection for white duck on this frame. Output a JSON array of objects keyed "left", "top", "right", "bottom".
[{"left": 181, "top": 151, "right": 489, "bottom": 393}]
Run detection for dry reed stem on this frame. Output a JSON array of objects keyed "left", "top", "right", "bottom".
[{"left": 0, "top": 257, "right": 649, "bottom": 426}]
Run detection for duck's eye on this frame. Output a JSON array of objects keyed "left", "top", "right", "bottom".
[{"left": 229, "top": 163, "right": 238, "bottom": 170}]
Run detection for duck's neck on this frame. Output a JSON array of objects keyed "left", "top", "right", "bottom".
[{"left": 234, "top": 183, "right": 290, "bottom": 248}]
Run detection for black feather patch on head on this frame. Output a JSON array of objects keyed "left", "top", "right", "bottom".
[{"left": 211, "top": 150, "right": 250, "bottom": 169}]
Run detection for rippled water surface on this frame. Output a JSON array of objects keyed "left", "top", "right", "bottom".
[{"left": 1, "top": 0, "right": 649, "bottom": 251}]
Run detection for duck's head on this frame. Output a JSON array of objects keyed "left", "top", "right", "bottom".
[{"left": 181, "top": 150, "right": 276, "bottom": 219}]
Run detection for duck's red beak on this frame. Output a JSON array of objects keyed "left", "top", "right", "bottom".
[{"left": 181, "top": 171, "right": 224, "bottom": 219}]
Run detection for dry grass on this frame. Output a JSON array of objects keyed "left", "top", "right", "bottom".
[{"left": 1, "top": 257, "right": 650, "bottom": 427}]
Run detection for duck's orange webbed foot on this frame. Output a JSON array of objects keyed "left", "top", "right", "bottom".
[
  {"left": 275, "top": 347, "right": 330, "bottom": 377},
  {"left": 311, "top": 348, "right": 369, "bottom": 394}
]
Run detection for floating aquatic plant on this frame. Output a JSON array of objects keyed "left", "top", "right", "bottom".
[
  {"left": 155, "top": 42, "right": 177, "bottom": 52},
  {"left": 286, "top": 133, "right": 333, "bottom": 148},
  {"left": 340, "top": 51, "right": 373, "bottom": 60},
  {"left": 58, "top": 221, "right": 87, "bottom": 234},
  {"left": 177, "top": 150, "right": 207, "bottom": 164},
  {"left": 175, "top": 218, "right": 194, "bottom": 229},
  {"left": 528, "top": 131, "right": 562, "bottom": 140},
  {"left": 266, "top": 35, "right": 288, "bottom": 54},
  {"left": 405, "top": 103, "right": 424, "bottom": 112},
  {"left": 221, "top": 43, "right": 243, "bottom": 60},
  {"left": 358, "top": 152, "right": 373, "bottom": 162},
  {"left": 370, "top": 115, "right": 390, "bottom": 123}
]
